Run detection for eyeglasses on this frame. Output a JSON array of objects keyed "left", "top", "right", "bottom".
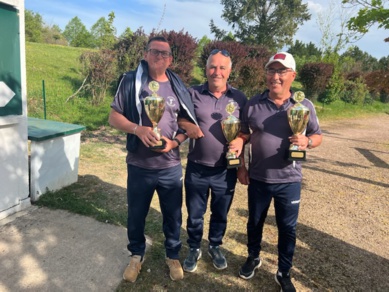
[
  {"left": 266, "top": 68, "right": 292, "bottom": 76},
  {"left": 210, "top": 49, "right": 230, "bottom": 57},
  {"left": 147, "top": 49, "right": 172, "bottom": 58}
]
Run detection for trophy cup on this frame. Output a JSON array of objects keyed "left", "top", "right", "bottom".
[
  {"left": 287, "top": 91, "right": 310, "bottom": 161},
  {"left": 143, "top": 81, "right": 166, "bottom": 149},
  {"left": 221, "top": 100, "right": 242, "bottom": 169}
]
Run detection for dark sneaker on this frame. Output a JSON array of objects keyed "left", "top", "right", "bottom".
[
  {"left": 208, "top": 246, "right": 227, "bottom": 270},
  {"left": 275, "top": 270, "right": 296, "bottom": 292},
  {"left": 239, "top": 255, "right": 262, "bottom": 279},
  {"left": 183, "top": 248, "right": 202, "bottom": 272}
]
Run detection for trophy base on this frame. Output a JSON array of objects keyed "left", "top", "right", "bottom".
[
  {"left": 149, "top": 138, "right": 166, "bottom": 150},
  {"left": 288, "top": 150, "right": 306, "bottom": 161},
  {"left": 227, "top": 157, "right": 242, "bottom": 169}
]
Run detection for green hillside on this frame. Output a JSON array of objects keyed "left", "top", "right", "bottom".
[{"left": 26, "top": 42, "right": 111, "bottom": 129}]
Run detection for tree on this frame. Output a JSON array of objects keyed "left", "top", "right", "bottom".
[
  {"left": 25, "top": 10, "right": 44, "bottom": 42},
  {"left": 63, "top": 17, "right": 94, "bottom": 48},
  {"left": 317, "top": 0, "right": 359, "bottom": 54},
  {"left": 340, "top": 46, "right": 379, "bottom": 72},
  {"left": 288, "top": 40, "right": 322, "bottom": 59},
  {"left": 211, "top": 0, "right": 311, "bottom": 50},
  {"left": 378, "top": 56, "right": 389, "bottom": 70},
  {"left": 90, "top": 12, "right": 117, "bottom": 49},
  {"left": 114, "top": 28, "right": 148, "bottom": 74},
  {"left": 343, "top": 0, "right": 389, "bottom": 36},
  {"left": 316, "top": 0, "right": 359, "bottom": 104},
  {"left": 120, "top": 27, "right": 134, "bottom": 39},
  {"left": 287, "top": 40, "right": 322, "bottom": 74},
  {"left": 42, "top": 24, "right": 68, "bottom": 45}
]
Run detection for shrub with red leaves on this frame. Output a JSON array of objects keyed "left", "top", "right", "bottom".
[
  {"left": 365, "top": 70, "right": 389, "bottom": 103},
  {"left": 299, "top": 62, "right": 334, "bottom": 101},
  {"left": 200, "top": 41, "right": 271, "bottom": 98},
  {"left": 151, "top": 29, "right": 197, "bottom": 86}
]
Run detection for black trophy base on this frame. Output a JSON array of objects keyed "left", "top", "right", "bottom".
[
  {"left": 149, "top": 138, "right": 166, "bottom": 150},
  {"left": 227, "top": 157, "right": 242, "bottom": 169},
  {"left": 288, "top": 149, "right": 306, "bottom": 161}
]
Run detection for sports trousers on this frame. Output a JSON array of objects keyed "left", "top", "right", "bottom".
[
  {"left": 185, "top": 160, "right": 237, "bottom": 248},
  {"left": 126, "top": 163, "right": 183, "bottom": 259},
  {"left": 246, "top": 179, "right": 301, "bottom": 273}
]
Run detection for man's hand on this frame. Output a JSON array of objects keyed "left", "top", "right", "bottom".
[
  {"left": 178, "top": 118, "right": 204, "bottom": 139},
  {"left": 229, "top": 136, "right": 246, "bottom": 157},
  {"left": 135, "top": 126, "right": 162, "bottom": 148},
  {"left": 151, "top": 136, "right": 176, "bottom": 153},
  {"left": 288, "top": 134, "right": 309, "bottom": 150}
]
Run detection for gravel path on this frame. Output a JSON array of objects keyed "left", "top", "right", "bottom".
[
  {"left": 77, "top": 114, "right": 389, "bottom": 291},
  {"left": 293, "top": 114, "right": 389, "bottom": 290}
]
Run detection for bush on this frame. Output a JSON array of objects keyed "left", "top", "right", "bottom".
[
  {"left": 299, "top": 62, "right": 333, "bottom": 101},
  {"left": 114, "top": 29, "right": 197, "bottom": 86},
  {"left": 79, "top": 49, "right": 117, "bottom": 105},
  {"left": 365, "top": 70, "right": 389, "bottom": 103},
  {"left": 340, "top": 78, "right": 369, "bottom": 105},
  {"left": 199, "top": 41, "right": 271, "bottom": 97},
  {"left": 345, "top": 71, "right": 364, "bottom": 81},
  {"left": 154, "top": 29, "right": 198, "bottom": 86},
  {"left": 114, "top": 28, "right": 148, "bottom": 75}
]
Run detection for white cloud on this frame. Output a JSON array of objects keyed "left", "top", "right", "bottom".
[{"left": 307, "top": 0, "right": 324, "bottom": 14}]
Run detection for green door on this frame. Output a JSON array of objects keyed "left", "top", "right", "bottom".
[{"left": 0, "top": 2, "right": 22, "bottom": 116}]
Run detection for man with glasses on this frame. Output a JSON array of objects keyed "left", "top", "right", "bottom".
[
  {"left": 178, "top": 49, "right": 247, "bottom": 273},
  {"left": 232, "top": 52, "right": 322, "bottom": 291},
  {"left": 109, "top": 36, "right": 198, "bottom": 282}
]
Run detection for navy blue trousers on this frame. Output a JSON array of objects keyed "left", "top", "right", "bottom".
[
  {"left": 126, "top": 164, "right": 182, "bottom": 259},
  {"left": 247, "top": 179, "right": 301, "bottom": 273},
  {"left": 185, "top": 161, "right": 237, "bottom": 248}
]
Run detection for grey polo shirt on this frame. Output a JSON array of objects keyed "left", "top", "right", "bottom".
[
  {"left": 111, "top": 77, "right": 181, "bottom": 169},
  {"left": 187, "top": 82, "right": 247, "bottom": 167},
  {"left": 241, "top": 90, "right": 322, "bottom": 183}
]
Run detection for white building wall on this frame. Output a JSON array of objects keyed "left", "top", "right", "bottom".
[{"left": 0, "top": 0, "right": 30, "bottom": 220}]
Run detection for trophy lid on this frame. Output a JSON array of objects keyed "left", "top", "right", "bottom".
[
  {"left": 226, "top": 100, "right": 238, "bottom": 116},
  {"left": 149, "top": 81, "right": 159, "bottom": 97},
  {"left": 293, "top": 91, "right": 305, "bottom": 103}
]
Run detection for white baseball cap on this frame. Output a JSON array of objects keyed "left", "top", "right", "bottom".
[{"left": 265, "top": 52, "right": 296, "bottom": 71}]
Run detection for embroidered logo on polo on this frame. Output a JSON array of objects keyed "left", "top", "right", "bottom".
[{"left": 166, "top": 96, "right": 176, "bottom": 107}]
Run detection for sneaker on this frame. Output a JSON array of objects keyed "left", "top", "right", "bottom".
[
  {"left": 123, "top": 255, "right": 144, "bottom": 282},
  {"left": 275, "top": 270, "right": 296, "bottom": 292},
  {"left": 166, "top": 258, "right": 184, "bottom": 281},
  {"left": 239, "top": 255, "right": 262, "bottom": 279},
  {"left": 208, "top": 246, "right": 227, "bottom": 270},
  {"left": 183, "top": 248, "right": 202, "bottom": 272}
]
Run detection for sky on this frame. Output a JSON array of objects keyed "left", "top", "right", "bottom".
[{"left": 24, "top": 0, "right": 388, "bottom": 60}]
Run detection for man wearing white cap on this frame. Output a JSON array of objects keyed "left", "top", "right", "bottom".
[{"left": 230, "top": 52, "right": 323, "bottom": 291}]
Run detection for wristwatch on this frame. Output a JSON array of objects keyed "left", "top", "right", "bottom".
[{"left": 307, "top": 137, "right": 313, "bottom": 149}]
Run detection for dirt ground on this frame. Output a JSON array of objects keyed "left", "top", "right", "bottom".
[{"left": 78, "top": 114, "right": 389, "bottom": 291}]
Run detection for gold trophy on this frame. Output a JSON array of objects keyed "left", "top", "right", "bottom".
[
  {"left": 287, "top": 91, "right": 310, "bottom": 161},
  {"left": 221, "top": 100, "right": 242, "bottom": 169},
  {"left": 143, "top": 81, "right": 166, "bottom": 149}
]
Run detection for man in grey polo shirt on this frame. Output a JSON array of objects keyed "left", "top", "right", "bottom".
[
  {"left": 109, "top": 36, "right": 197, "bottom": 283},
  {"left": 233, "top": 52, "right": 322, "bottom": 292},
  {"left": 179, "top": 49, "right": 247, "bottom": 272}
]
